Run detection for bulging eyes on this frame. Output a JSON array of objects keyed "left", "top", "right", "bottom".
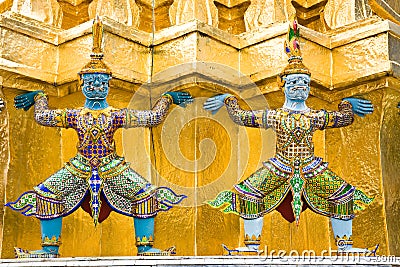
[
  {"left": 85, "top": 81, "right": 108, "bottom": 88},
  {"left": 301, "top": 79, "right": 310, "bottom": 84},
  {"left": 288, "top": 80, "right": 309, "bottom": 86}
]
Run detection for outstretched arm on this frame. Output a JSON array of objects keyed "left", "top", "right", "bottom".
[
  {"left": 123, "top": 92, "right": 193, "bottom": 128},
  {"left": 14, "top": 91, "right": 75, "bottom": 128},
  {"left": 319, "top": 98, "right": 373, "bottom": 129},
  {"left": 123, "top": 96, "right": 172, "bottom": 128},
  {"left": 321, "top": 100, "right": 354, "bottom": 129},
  {"left": 203, "top": 94, "right": 268, "bottom": 128}
]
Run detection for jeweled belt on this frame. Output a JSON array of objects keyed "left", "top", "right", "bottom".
[
  {"left": 75, "top": 153, "right": 118, "bottom": 167},
  {"left": 275, "top": 153, "right": 314, "bottom": 166}
]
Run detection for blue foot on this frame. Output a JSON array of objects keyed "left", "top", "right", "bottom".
[
  {"left": 222, "top": 244, "right": 263, "bottom": 256},
  {"left": 337, "top": 244, "right": 379, "bottom": 256},
  {"left": 137, "top": 246, "right": 176, "bottom": 256},
  {"left": 14, "top": 247, "right": 59, "bottom": 258}
]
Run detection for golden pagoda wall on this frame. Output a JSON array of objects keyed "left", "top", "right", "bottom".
[{"left": 0, "top": 0, "right": 399, "bottom": 258}]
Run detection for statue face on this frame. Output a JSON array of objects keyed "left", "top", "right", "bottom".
[
  {"left": 81, "top": 73, "right": 111, "bottom": 100},
  {"left": 283, "top": 73, "right": 311, "bottom": 102}
]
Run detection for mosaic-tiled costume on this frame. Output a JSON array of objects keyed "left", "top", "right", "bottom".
[
  {"left": 208, "top": 97, "right": 373, "bottom": 223},
  {"left": 7, "top": 94, "right": 184, "bottom": 224},
  {"left": 205, "top": 17, "right": 375, "bottom": 254},
  {"left": 6, "top": 17, "right": 191, "bottom": 258}
]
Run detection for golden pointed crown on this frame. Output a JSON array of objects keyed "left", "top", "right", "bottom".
[
  {"left": 79, "top": 16, "right": 112, "bottom": 75},
  {"left": 278, "top": 16, "right": 310, "bottom": 86}
]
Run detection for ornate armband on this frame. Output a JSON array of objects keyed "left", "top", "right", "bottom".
[
  {"left": 34, "top": 91, "right": 48, "bottom": 101},
  {"left": 338, "top": 100, "right": 353, "bottom": 111},
  {"left": 324, "top": 100, "right": 354, "bottom": 128},
  {"left": 224, "top": 95, "right": 236, "bottom": 104},
  {"left": 161, "top": 93, "right": 173, "bottom": 104}
]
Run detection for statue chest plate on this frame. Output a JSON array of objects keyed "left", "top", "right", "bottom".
[
  {"left": 75, "top": 113, "right": 117, "bottom": 158},
  {"left": 275, "top": 113, "right": 316, "bottom": 155}
]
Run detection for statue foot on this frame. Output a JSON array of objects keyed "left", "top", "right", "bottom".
[
  {"left": 235, "top": 246, "right": 258, "bottom": 252},
  {"left": 338, "top": 244, "right": 379, "bottom": 256},
  {"left": 339, "top": 247, "right": 369, "bottom": 253},
  {"left": 14, "top": 247, "right": 59, "bottom": 258},
  {"left": 137, "top": 246, "right": 176, "bottom": 256},
  {"left": 222, "top": 244, "right": 263, "bottom": 256}
]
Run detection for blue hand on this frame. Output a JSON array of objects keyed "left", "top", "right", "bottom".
[
  {"left": 163, "top": 91, "right": 193, "bottom": 107},
  {"left": 203, "top": 94, "right": 232, "bottom": 115},
  {"left": 343, "top": 97, "right": 374, "bottom": 117},
  {"left": 14, "top": 90, "right": 43, "bottom": 111}
]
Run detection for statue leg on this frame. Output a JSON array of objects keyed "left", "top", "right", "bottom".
[
  {"left": 14, "top": 217, "right": 62, "bottom": 258},
  {"left": 331, "top": 218, "right": 375, "bottom": 253},
  {"left": 244, "top": 217, "right": 263, "bottom": 250},
  {"left": 134, "top": 216, "right": 175, "bottom": 256},
  {"left": 233, "top": 217, "right": 263, "bottom": 252}
]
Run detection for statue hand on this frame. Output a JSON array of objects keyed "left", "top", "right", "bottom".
[
  {"left": 343, "top": 97, "right": 374, "bottom": 117},
  {"left": 203, "top": 94, "right": 232, "bottom": 115},
  {"left": 14, "top": 90, "right": 43, "bottom": 111},
  {"left": 163, "top": 91, "right": 193, "bottom": 107}
]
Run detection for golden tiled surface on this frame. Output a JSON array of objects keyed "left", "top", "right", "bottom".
[{"left": 0, "top": 0, "right": 400, "bottom": 258}]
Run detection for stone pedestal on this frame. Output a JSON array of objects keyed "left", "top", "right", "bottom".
[{"left": 0, "top": 0, "right": 399, "bottom": 259}]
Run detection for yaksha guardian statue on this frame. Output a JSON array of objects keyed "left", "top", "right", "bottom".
[
  {"left": 6, "top": 18, "right": 192, "bottom": 258},
  {"left": 204, "top": 18, "right": 376, "bottom": 254}
]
